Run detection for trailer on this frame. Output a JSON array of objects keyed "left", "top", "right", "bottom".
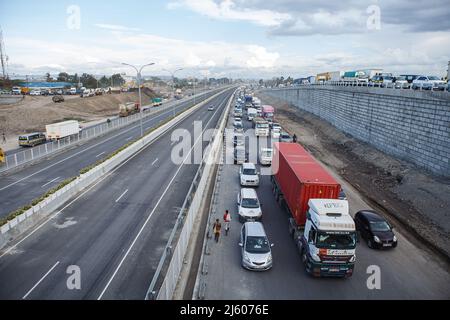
[
  {"left": 271, "top": 142, "right": 357, "bottom": 278},
  {"left": 45, "top": 120, "right": 80, "bottom": 140}
]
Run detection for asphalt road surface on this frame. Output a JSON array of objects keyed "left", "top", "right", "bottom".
[
  {"left": 196, "top": 103, "right": 450, "bottom": 300},
  {"left": 0, "top": 88, "right": 235, "bottom": 299},
  {"left": 0, "top": 89, "right": 221, "bottom": 219}
]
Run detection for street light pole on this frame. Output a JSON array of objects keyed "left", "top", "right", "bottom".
[
  {"left": 162, "top": 68, "right": 183, "bottom": 117},
  {"left": 122, "top": 62, "right": 155, "bottom": 137}
]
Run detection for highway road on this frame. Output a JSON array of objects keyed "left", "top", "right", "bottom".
[
  {"left": 0, "top": 89, "right": 221, "bottom": 219},
  {"left": 196, "top": 102, "right": 450, "bottom": 299},
  {"left": 0, "top": 88, "right": 235, "bottom": 299}
]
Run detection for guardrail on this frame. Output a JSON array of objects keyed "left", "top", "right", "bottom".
[
  {"left": 282, "top": 81, "right": 450, "bottom": 91},
  {"left": 144, "top": 88, "right": 236, "bottom": 300},
  {"left": 0, "top": 90, "right": 219, "bottom": 174},
  {"left": 0, "top": 88, "right": 230, "bottom": 250}
]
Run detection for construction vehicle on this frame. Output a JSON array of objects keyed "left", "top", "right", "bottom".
[
  {"left": 119, "top": 101, "right": 140, "bottom": 117},
  {"left": 271, "top": 143, "right": 357, "bottom": 278},
  {"left": 0, "top": 147, "right": 5, "bottom": 164},
  {"left": 52, "top": 95, "right": 64, "bottom": 103}
]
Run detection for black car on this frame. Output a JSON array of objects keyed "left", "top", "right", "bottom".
[{"left": 354, "top": 210, "right": 397, "bottom": 249}]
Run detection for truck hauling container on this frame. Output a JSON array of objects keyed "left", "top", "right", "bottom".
[
  {"left": 45, "top": 120, "right": 80, "bottom": 140},
  {"left": 271, "top": 142, "right": 357, "bottom": 278},
  {"left": 119, "top": 102, "right": 140, "bottom": 117}
]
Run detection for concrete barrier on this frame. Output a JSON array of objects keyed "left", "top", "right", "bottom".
[
  {"left": 0, "top": 88, "right": 231, "bottom": 251},
  {"left": 145, "top": 88, "right": 236, "bottom": 300}
]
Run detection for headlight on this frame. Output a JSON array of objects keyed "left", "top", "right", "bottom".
[
  {"left": 244, "top": 253, "right": 251, "bottom": 262},
  {"left": 311, "top": 252, "right": 321, "bottom": 262},
  {"left": 393, "top": 235, "right": 397, "bottom": 242},
  {"left": 349, "top": 255, "right": 356, "bottom": 263},
  {"left": 267, "top": 254, "right": 272, "bottom": 263},
  {"left": 374, "top": 236, "right": 381, "bottom": 243}
]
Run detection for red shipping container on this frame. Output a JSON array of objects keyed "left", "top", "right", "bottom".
[{"left": 272, "top": 142, "right": 341, "bottom": 226}]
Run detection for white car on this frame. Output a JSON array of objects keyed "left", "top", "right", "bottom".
[
  {"left": 239, "top": 163, "right": 259, "bottom": 187},
  {"left": 208, "top": 105, "right": 214, "bottom": 111},
  {"left": 237, "top": 188, "right": 262, "bottom": 222},
  {"left": 259, "top": 148, "right": 273, "bottom": 165},
  {"left": 239, "top": 222, "right": 273, "bottom": 271},
  {"left": 30, "top": 90, "right": 41, "bottom": 96},
  {"left": 412, "top": 76, "right": 446, "bottom": 90},
  {"left": 271, "top": 127, "right": 281, "bottom": 139}
]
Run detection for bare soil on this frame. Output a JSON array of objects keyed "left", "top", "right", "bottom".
[
  {"left": 0, "top": 90, "right": 155, "bottom": 151},
  {"left": 258, "top": 92, "right": 450, "bottom": 261}
]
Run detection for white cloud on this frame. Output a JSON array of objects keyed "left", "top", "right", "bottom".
[
  {"left": 95, "top": 24, "right": 141, "bottom": 32},
  {"left": 245, "top": 45, "right": 279, "bottom": 68},
  {"left": 168, "top": 0, "right": 291, "bottom": 27}
]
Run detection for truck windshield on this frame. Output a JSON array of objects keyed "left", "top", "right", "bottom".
[
  {"left": 245, "top": 236, "right": 270, "bottom": 253},
  {"left": 316, "top": 232, "right": 356, "bottom": 249},
  {"left": 257, "top": 123, "right": 268, "bottom": 128},
  {"left": 241, "top": 198, "right": 259, "bottom": 208}
]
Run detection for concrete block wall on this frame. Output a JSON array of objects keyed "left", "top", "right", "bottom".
[{"left": 266, "top": 86, "right": 450, "bottom": 177}]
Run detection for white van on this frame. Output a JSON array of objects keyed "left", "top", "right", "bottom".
[{"left": 237, "top": 188, "right": 262, "bottom": 222}]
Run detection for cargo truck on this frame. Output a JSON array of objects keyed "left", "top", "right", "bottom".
[
  {"left": 45, "top": 120, "right": 80, "bottom": 140},
  {"left": 247, "top": 108, "right": 257, "bottom": 121},
  {"left": 244, "top": 95, "right": 253, "bottom": 109},
  {"left": 262, "top": 105, "right": 275, "bottom": 120},
  {"left": 254, "top": 119, "right": 269, "bottom": 137},
  {"left": 271, "top": 143, "right": 357, "bottom": 278},
  {"left": 152, "top": 97, "right": 163, "bottom": 106},
  {"left": 119, "top": 102, "right": 140, "bottom": 117}
]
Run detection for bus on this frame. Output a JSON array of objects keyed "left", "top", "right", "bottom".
[{"left": 18, "top": 132, "right": 47, "bottom": 147}]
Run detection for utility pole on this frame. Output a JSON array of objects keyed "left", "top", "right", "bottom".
[
  {"left": 0, "top": 28, "right": 8, "bottom": 79},
  {"left": 162, "top": 68, "right": 183, "bottom": 117},
  {"left": 122, "top": 62, "right": 155, "bottom": 137}
]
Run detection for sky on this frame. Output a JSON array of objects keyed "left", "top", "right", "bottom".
[{"left": 0, "top": 0, "right": 449, "bottom": 79}]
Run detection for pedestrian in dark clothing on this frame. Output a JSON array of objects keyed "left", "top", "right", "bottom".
[
  {"left": 213, "top": 219, "right": 222, "bottom": 243},
  {"left": 2, "top": 133, "right": 6, "bottom": 144},
  {"left": 293, "top": 133, "right": 297, "bottom": 143}
]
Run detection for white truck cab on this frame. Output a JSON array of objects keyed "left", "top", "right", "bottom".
[{"left": 291, "top": 199, "right": 357, "bottom": 278}]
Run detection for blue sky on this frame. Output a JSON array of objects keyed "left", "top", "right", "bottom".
[{"left": 1, "top": 0, "right": 449, "bottom": 79}]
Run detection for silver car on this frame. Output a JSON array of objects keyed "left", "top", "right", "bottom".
[{"left": 239, "top": 222, "right": 273, "bottom": 271}]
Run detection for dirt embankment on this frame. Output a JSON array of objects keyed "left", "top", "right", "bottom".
[
  {"left": 0, "top": 90, "right": 155, "bottom": 150},
  {"left": 258, "top": 92, "right": 450, "bottom": 261}
]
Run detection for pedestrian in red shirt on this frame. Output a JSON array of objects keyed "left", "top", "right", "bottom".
[{"left": 223, "top": 210, "right": 231, "bottom": 236}]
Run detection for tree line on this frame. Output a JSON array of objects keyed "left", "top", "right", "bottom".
[{"left": 47, "top": 72, "right": 126, "bottom": 89}]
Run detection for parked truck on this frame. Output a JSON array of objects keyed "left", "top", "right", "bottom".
[
  {"left": 45, "top": 120, "right": 80, "bottom": 140},
  {"left": 271, "top": 142, "right": 357, "bottom": 278},
  {"left": 262, "top": 105, "right": 275, "bottom": 120},
  {"left": 119, "top": 102, "right": 140, "bottom": 117}
]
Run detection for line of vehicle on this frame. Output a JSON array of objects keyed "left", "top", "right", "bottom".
[{"left": 96, "top": 92, "right": 229, "bottom": 300}]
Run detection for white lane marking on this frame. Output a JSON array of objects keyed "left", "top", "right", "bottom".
[
  {"left": 151, "top": 158, "right": 158, "bottom": 166},
  {"left": 41, "top": 177, "right": 60, "bottom": 188},
  {"left": 0, "top": 92, "right": 227, "bottom": 260},
  {"left": 0, "top": 104, "right": 190, "bottom": 192},
  {"left": 22, "top": 261, "right": 60, "bottom": 299},
  {"left": 125, "top": 136, "right": 133, "bottom": 141},
  {"left": 97, "top": 93, "right": 229, "bottom": 300},
  {"left": 95, "top": 152, "right": 106, "bottom": 158},
  {"left": 115, "top": 189, "right": 129, "bottom": 203}
]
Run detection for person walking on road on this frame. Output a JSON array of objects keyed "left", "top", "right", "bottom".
[
  {"left": 2, "top": 133, "right": 6, "bottom": 144},
  {"left": 293, "top": 133, "right": 297, "bottom": 143},
  {"left": 213, "top": 218, "right": 222, "bottom": 243},
  {"left": 223, "top": 210, "right": 231, "bottom": 236}
]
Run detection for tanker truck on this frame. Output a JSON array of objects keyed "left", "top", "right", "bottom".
[{"left": 119, "top": 102, "right": 140, "bottom": 117}]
